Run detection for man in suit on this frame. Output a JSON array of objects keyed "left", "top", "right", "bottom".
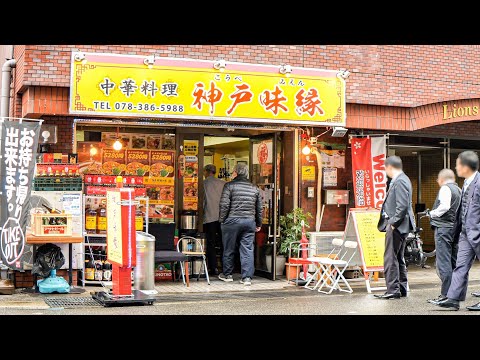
[
  {"left": 426, "top": 169, "right": 461, "bottom": 304},
  {"left": 376, "top": 156, "right": 415, "bottom": 300},
  {"left": 432, "top": 151, "right": 480, "bottom": 311}
]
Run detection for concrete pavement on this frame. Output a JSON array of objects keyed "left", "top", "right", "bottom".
[{"left": 1, "top": 262, "right": 480, "bottom": 315}]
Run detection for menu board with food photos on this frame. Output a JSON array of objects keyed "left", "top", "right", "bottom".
[
  {"left": 125, "top": 150, "right": 150, "bottom": 176},
  {"left": 145, "top": 150, "right": 175, "bottom": 220},
  {"left": 101, "top": 132, "right": 175, "bottom": 150},
  {"left": 183, "top": 140, "right": 199, "bottom": 211},
  {"left": 102, "top": 149, "right": 126, "bottom": 175},
  {"left": 81, "top": 147, "right": 176, "bottom": 222}
]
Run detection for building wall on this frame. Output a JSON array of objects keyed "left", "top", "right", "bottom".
[
  {"left": 11, "top": 45, "right": 480, "bottom": 234},
  {"left": 299, "top": 129, "right": 351, "bottom": 231},
  {"left": 12, "top": 45, "right": 480, "bottom": 110}
]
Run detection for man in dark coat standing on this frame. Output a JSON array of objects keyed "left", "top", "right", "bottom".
[
  {"left": 376, "top": 156, "right": 415, "bottom": 299},
  {"left": 432, "top": 151, "right": 480, "bottom": 311}
]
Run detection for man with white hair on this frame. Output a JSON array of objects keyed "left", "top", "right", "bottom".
[
  {"left": 218, "top": 163, "right": 262, "bottom": 286},
  {"left": 427, "top": 168, "right": 461, "bottom": 305}
]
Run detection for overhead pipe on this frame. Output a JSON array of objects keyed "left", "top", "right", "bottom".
[{"left": 1, "top": 59, "right": 16, "bottom": 119}]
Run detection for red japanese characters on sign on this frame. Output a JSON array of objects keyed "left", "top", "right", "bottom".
[
  {"left": 226, "top": 83, "right": 253, "bottom": 115},
  {"left": 192, "top": 81, "right": 223, "bottom": 114},
  {"left": 259, "top": 85, "right": 288, "bottom": 115},
  {"left": 295, "top": 88, "right": 324, "bottom": 116}
]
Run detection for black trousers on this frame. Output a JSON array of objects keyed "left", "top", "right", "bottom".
[
  {"left": 221, "top": 218, "right": 256, "bottom": 279},
  {"left": 204, "top": 221, "right": 222, "bottom": 272},
  {"left": 384, "top": 225, "right": 408, "bottom": 295},
  {"left": 434, "top": 227, "right": 458, "bottom": 297}
]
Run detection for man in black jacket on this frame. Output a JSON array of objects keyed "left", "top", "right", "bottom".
[
  {"left": 376, "top": 156, "right": 415, "bottom": 299},
  {"left": 218, "top": 163, "right": 262, "bottom": 286}
]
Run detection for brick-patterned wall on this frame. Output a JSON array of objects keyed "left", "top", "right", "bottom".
[
  {"left": 299, "top": 130, "right": 351, "bottom": 231},
  {"left": 42, "top": 116, "right": 75, "bottom": 153},
  {"left": 13, "top": 45, "right": 480, "bottom": 109}
]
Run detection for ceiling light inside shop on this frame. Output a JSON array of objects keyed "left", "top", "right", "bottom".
[
  {"left": 113, "top": 139, "right": 123, "bottom": 151},
  {"left": 113, "top": 126, "right": 123, "bottom": 151},
  {"left": 89, "top": 146, "right": 98, "bottom": 157}
]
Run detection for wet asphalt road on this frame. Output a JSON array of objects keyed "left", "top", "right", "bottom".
[{"left": 3, "top": 282, "right": 480, "bottom": 315}]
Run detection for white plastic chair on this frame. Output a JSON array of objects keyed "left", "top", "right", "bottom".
[
  {"left": 315, "top": 241, "right": 358, "bottom": 294},
  {"left": 304, "top": 238, "right": 344, "bottom": 291},
  {"left": 177, "top": 236, "right": 211, "bottom": 285}
]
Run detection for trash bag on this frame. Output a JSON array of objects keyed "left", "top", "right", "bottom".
[{"left": 31, "top": 243, "right": 65, "bottom": 278}]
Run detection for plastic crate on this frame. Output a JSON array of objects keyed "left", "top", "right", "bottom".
[
  {"left": 31, "top": 213, "right": 73, "bottom": 237},
  {"left": 33, "top": 177, "right": 83, "bottom": 191}
]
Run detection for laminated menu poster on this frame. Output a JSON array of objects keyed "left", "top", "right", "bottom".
[
  {"left": 183, "top": 146, "right": 199, "bottom": 211},
  {"left": 150, "top": 150, "right": 175, "bottom": 178},
  {"left": 77, "top": 141, "right": 102, "bottom": 174},
  {"left": 102, "top": 149, "right": 126, "bottom": 175},
  {"left": 344, "top": 209, "right": 385, "bottom": 272},
  {"left": 323, "top": 167, "right": 337, "bottom": 187},
  {"left": 147, "top": 150, "right": 176, "bottom": 220},
  {"left": 125, "top": 149, "right": 150, "bottom": 176}
]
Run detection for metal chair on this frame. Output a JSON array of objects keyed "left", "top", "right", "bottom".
[
  {"left": 312, "top": 240, "right": 358, "bottom": 295},
  {"left": 304, "top": 238, "right": 344, "bottom": 291},
  {"left": 149, "top": 223, "right": 189, "bottom": 286},
  {"left": 177, "top": 236, "right": 210, "bottom": 285}
]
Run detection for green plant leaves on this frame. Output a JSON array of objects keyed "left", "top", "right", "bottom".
[{"left": 278, "top": 208, "right": 313, "bottom": 256}]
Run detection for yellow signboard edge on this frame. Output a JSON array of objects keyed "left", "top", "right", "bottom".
[{"left": 68, "top": 52, "right": 347, "bottom": 127}]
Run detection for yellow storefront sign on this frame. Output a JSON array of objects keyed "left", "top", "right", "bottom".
[{"left": 70, "top": 52, "right": 346, "bottom": 126}]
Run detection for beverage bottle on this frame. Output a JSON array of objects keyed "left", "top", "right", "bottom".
[
  {"left": 96, "top": 200, "right": 107, "bottom": 234},
  {"left": 85, "top": 206, "right": 97, "bottom": 234},
  {"left": 94, "top": 250, "right": 103, "bottom": 281},
  {"left": 102, "top": 260, "right": 112, "bottom": 281},
  {"left": 85, "top": 259, "right": 95, "bottom": 281}
]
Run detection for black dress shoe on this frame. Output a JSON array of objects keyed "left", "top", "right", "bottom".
[
  {"left": 433, "top": 298, "right": 460, "bottom": 310},
  {"left": 401, "top": 292, "right": 407, "bottom": 298},
  {"left": 466, "top": 302, "right": 480, "bottom": 311},
  {"left": 374, "top": 292, "right": 401, "bottom": 300},
  {"left": 427, "top": 295, "right": 447, "bottom": 305},
  {"left": 472, "top": 292, "right": 480, "bottom": 298}
]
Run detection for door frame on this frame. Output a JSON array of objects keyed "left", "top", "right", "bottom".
[{"left": 249, "top": 132, "right": 281, "bottom": 280}]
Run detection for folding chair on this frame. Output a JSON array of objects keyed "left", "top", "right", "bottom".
[
  {"left": 177, "top": 236, "right": 211, "bottom": 285},
  {"left": 315, "top": 241, "right": 358, "bottom": 295},
  {"left": 304, "top": 238, "right": 344, "bottom": 291}
]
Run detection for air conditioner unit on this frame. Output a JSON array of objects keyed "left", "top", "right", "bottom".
[{"left": 331, "top": 126, "right": 348, "bottom": 137}]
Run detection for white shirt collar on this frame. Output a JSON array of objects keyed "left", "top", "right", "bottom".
[
  {"left": 391, "top": 170, "right": 403, "bottom": 181},
  {"left": 443, "top": 179, "right": 455, "bottom": 185},
  {"left": 465, "top": 171, "right": 478, "bottom": 186}
]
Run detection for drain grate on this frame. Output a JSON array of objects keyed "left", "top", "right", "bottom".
[{"left": 45, "top": 297, "right": 101, "bottom": 308}]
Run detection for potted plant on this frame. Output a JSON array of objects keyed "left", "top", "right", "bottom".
[
  {"left": 279, "top": 208, "right": 313, "bottom": 278},
  {"left": 265, "top": 208, "right": 313, "bottom": 276}
]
